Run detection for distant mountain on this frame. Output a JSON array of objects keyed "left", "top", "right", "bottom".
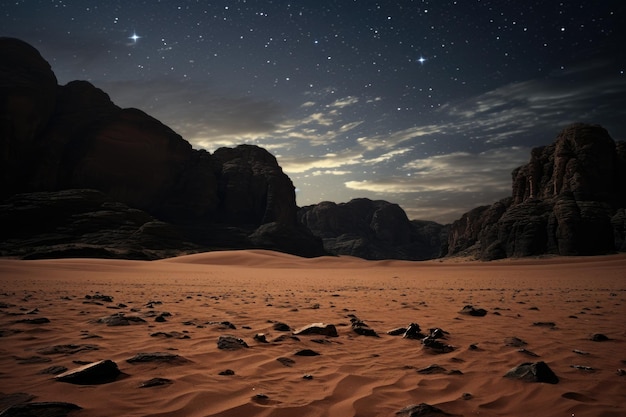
[
  {"left": 447, "top": 123, "right": 626, "bottom": 260},
  {"left": 298, "top": 198, "right": 448, "bottom": 260},
  {"left": 0, "top": 37, "right": 324, "bottom": 259}
]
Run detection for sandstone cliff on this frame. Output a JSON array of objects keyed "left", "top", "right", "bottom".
[
  {"left": 447, "top": 124, "right": 626, "bottom": 259},
  {"left": 298, "top": 198, "right": 447, "bottom": 260},
  {"left": 0, "top": 37, "right": 324, "bottom": 258}
]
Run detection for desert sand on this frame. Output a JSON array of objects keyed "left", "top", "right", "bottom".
[{"left": 0, "top": 250, "right": 624, "bottom": 417}]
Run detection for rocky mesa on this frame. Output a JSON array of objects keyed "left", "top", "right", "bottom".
[
  {"left": 0, "top": 37, "right": 324, "bottom": 259},
  {"left": 447, "top": 123, "right": 626, "bottom": 260}
]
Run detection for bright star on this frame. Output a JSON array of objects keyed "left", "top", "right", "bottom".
[
  {"left": 417, "top": 56, "right": 426, "bottom": 65},
  {"left": 129, "top": 32, "right": 141, "bottom": 43}
]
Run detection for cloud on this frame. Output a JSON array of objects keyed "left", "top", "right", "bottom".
[{"left": 279, "top": 151, "right": 364, "bottom": 173}]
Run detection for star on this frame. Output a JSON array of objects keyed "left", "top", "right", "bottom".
[
  {"left": 417, "top": 56, "right": 426, "bottom": 65},
  {"left": 129, "top": 31, "right": 141, "bottom": 43}
]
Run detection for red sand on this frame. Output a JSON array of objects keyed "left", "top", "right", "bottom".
[{"left": 1, "top": 251, "right": 625, "bottom": 416}]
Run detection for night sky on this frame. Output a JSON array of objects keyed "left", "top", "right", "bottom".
[{"left": 3, "top": 1, "right": 625, "bottom": 223}]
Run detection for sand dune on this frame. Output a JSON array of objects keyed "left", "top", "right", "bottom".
[{"left": 1, "top": 251, "right": 625, "bottom": 416}]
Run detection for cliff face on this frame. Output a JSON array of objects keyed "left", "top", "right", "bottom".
[
  {"left": 298, "top": 198, "right": 447, "bottom": 260},
  {"left": 448, "top": 124, "right": 626, "bottom": 259},
  {"left": 0, "top": 37, "right": 324, "bottom": 258}
]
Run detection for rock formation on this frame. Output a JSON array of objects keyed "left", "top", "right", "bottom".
[
  {"left": 447, "top": 123, "right": 626, "bottom": 259},
  {"left": 0, "top": 37, "right": 324, "bottom": 258},
  {"left": 298, "top": 198, "right": 447, "bottom": 260}
]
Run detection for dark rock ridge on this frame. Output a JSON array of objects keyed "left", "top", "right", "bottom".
[
  {"left": 447, "top": 123, "right": 626, "bottom": 260},
  {"left": 0, "top": 37, "right": 324, "bottom": 258},
  {"left": 298, "top": 198, "right": 447, "bottom": 260}
]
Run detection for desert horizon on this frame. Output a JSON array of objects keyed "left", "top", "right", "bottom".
[{"left": 1, "top": 250, "right": 624, "bottom": 416}]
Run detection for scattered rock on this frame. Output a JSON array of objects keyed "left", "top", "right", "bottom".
[
  {"left": 95, "top": 313, "right": 146, "bottom": 326},
  {"left": 55, "top": 360, "right": 121, "bottom": 385},
  {"left": 518, "top": 348, "right": 540, "bottom": 357},
  {"left": 573, "top": 349, "right": 589, "bottom": 355},
  {"left": 504, "top": 361, "right": 559, "bottom": 384},
  {"left": 303, "top": 374, "right": 313, "bottom": 380},
  {"left": 85, "top": 294, "right": 113, "bottom": 303},
  {"left": 417, "top": 364, "right": 448, "bottom": 374},
  {"left": 13, "top": 318, "right": 50, "bottom": 325},
  {"left": 617, "top": 369, "right": 626, "bottom": 376},
  {"left": 139, "top": 378, "right": 172, "bottom": 388},
  {"left": 217, "top": 335, "right": 249, "bottom": 350},
  {"left": 218, "top": 369, "right": 235, "bottom": 376},
  {"left": 293, "top": 323, "right": 338, "bottom": 337},
  {"left": 396, "top": 403, "right": 451, "bottom": 416},
  {"left": 254, "top": 333, "right": 268, "bottom": 343},
  {"left": 591, "top": 333, "right": 610, "bottom": 341},
  {"left": 461, "top": 393, "right": 473, "bottom": 400},
  {"left": 150, "top": 331, "right": 190, "bottom": 339},
  {"left": 294, "top": 349, "right": 320, "bottom": 356},
  {"left": 126, "top": 352, "right": 189, "bottom": 365},
  {"left": 504, "top": 337, "right": 527, "bottom": 347},
  {"left": 0, "top": 401, "right": 82, "bottom": 417},
  {"left": 272, "top": 322, "right": 291, "bottom": 332},
  {"left": 459, "top": 305, "right": 487, "bottom": 317},
  {"left": 532, "top": 322, "right": 556, "bottom": 328},
  {"left": 403, "top": 323, "right": 425, "bottom": 339},
  {"left": 422, "top": 337, "right": 455, "bottom": 354},
  {"left": 571, "top": 365, "right": 595, "bottom": 371}
]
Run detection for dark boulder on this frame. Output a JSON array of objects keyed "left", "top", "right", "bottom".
[
  {"left": 396, "top": 403, "right": 451, "bottom": 416},
  {"left": 55, "top": 360, "right": 121, "bottom": 385},
  {"left": 504, "top": 361, "right": 559, "bottom": 384},
  {"left": 293, "top": 323, "right": 338, "bottom": 337},
  {"left": 217, "top": 335, "right": 249, "bottom": 350}
]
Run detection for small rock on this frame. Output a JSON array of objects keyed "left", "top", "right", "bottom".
[
  {"left": 294, "top": 349, "right": 320, "bottom": 356},
  {"left": 13, "top": 317, "right": 50, "bottom": 325},
  {"left": 591, "top": 333, "right": 609, "bottom": 342},
  {"left": 139, "top": 378, "right": 172, "bottom": 388},
  {"left": 617, "top": 369, "right": 626, "bottom": 376},
  {"left": 504, "top": 361, "right": 559, "bottom": 384},
  {"left": 150, "top": 331, "right": 190, "bottom": 339},
  {"left": 55, "top": 360, "right": 121, "bottom": 385},
  {"left": 126, "top": 352, "right": 189, "bottom": 365},
  {"left": 571, "top": 365, "right": 594, "bottom": 371},
  {"left": 532, "top": 322, "right": 556, "bottom": 328},
  {"left": 572, "top": 349, "right": 589, "bottom": 355},
  {"left": 459, "top": 305, "right": 487, "bottom": 317},
  {"left": 517, "top": 348, "right": 540, "bottom": 357},
  {"left": 217, "top": 335, "right": 249, "bottom": 350},
  {"left": 461, "top": 393, "right": 473, "bottom": 400},
  {"left": 417, "top": 364, "right": 447, "bottom": 374},
  {"left": 293, "top": 323, "right": 338, "bottom": 337},
  {"left": 95, "top": 313, "right": 146, "bottom": 326},
  {"left": 14, "top": 356, "right": 51, "bottom": 364},
  {"left": 218, "top": 369, "right": 235, "bottom": 376},
  {"left": 303, "top": 374, "right": 313, "bottom": 380},
  {"left": 403, "top": 323, "right": 425, "bottom": 339},
  {"left": 254, "top": 333, "right": 268, "bottom": 343},
  {"left": 272, "top": 322, "right": 291, "bottom": 332},
  {"left": 422, "top": 337, "right": 454, "bottom": 354}
]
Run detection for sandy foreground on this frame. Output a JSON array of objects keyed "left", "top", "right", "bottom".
[{"left": 0, "top": 251, "right": 624, "bottom": 417}]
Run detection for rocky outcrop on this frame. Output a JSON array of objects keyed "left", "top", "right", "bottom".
[
  {"left": 0, "top": 37, "right": 325, "bottom": 258},
  {"left": 448, "top": 124, "right": 626, "bottom": 259},
  {"left": 298, "top": 198, "right": 447, "bottom": 260}
]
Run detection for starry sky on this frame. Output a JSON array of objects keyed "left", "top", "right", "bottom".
[{"left": 3, "top": 0, "right": 625, "bottom": 223}]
